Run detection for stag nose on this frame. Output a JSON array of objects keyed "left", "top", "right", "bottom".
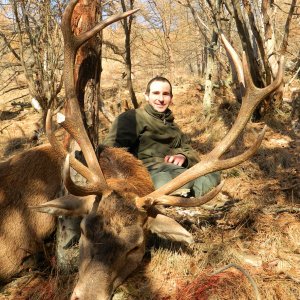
[
  {"left": 70, "top": 290, "right": 80, "bottom": 300},
  {"left": 71, "top": 288, "right": 85, "bottom": 300},
  {"left": 71, "top": 286, "right": 112, "bottom": 300}
]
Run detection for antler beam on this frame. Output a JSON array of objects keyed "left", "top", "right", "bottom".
[{"left": 46, "top": 0, "right": 139, "bottom": 197}]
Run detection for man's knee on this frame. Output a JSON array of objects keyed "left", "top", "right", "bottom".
[
  {"left": 208, "top": 171, "right": 221, "bottom": 186},
  {"left": 150, "top": 166, "right": 193, "bottom": 191},
  {"left": 151, "top": 171, "right": 173, "bottom": 189},
  {"left": 192, "top": 171, "right": 221, "bottom": 197}
]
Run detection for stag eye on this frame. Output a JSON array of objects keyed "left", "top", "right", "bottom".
[
  {"left": 127, "top": 245, "right": 141, "bottom": 257},
  {"left": 80, "top": 223, "right": 86, "bottom": 236},
  {"left": 80, "top": 227, "right": 85, "bottom": 235}
]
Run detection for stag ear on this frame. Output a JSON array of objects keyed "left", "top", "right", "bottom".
[
  {"left": 145, "top": 214, "right": 194, "bottom": 244},
  {"left": 30, "top": 194, "right": 96, "bottom": 216}
]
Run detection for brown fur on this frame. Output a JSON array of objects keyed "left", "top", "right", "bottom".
[
  {"left": 0, "top": 143, "right": 154, "bottom": 282},
  {"left": 98, "top": 146, "right": 154, "bottom": 196},
  {"left": 0, "top": 144, "right": 62, "bottom": 280}
]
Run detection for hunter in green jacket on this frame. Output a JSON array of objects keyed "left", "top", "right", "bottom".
[{"left": 104, "top": 76, "right": 220, "bottom": 197}]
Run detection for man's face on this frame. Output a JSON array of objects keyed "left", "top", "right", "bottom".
[{"left": 145, "top": 81, "right": 173, "bottom": 112}]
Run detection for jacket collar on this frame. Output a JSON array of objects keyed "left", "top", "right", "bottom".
[{"left": 144, "top": 104, "right": 174, "bottom": 122}]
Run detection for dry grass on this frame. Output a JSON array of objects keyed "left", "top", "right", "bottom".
[{"left": 0, "top": 82, "right": 299, "bottom": 299}]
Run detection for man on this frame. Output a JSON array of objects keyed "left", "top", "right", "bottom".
[{"left": 104, "top": 76, "right": 220, "bottom": 197}]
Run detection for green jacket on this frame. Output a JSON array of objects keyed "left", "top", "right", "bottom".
[{"left": 104, "top": 104, "right": 199, "bottom": 168}]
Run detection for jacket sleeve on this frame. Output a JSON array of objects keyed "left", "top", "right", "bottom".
[
  {"left": 172, "top": 134, "right": 200, "bottom": 168},
  {"left": 103, "top": 110, "right": 139, "bottom": 152}
]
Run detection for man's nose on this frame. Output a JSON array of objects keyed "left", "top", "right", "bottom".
[{"left": 158, "top": 94, "right": 164, "bottom": 101}]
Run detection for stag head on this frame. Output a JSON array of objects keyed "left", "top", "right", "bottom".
[
  {"left": 32, "top": 0, "right": 284, "bottom": 299},
  {"left": 34, "top": 155, "right": 192, "bottom": 300}
]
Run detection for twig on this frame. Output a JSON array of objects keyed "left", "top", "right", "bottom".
[
  {"left": 286, "top": 274, "right": 300, "bottom": 284},
  {"left": 287, "top": 65, "right": 300, "bottom": 86},
  {"left": 0, "top": 84, "right": 27, "bottom": 94},
  {"left": 275, "top": 207, "right": 300, "bottom": 214},
  {"left": 212, "top": 263, "right": 261, "bottom": 300},
  {"left": 5, "top": 93, "right": 29, "bottom": 103},
  {"left": 0, "top": 123, "right": 13, "bottom": 133},
  {"left": 280, "top": 182, "right": 300, "bottom": 190}
]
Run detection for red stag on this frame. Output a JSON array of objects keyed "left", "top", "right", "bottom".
[
  {"left": 35, "top": 1, "right": 283, "bottom": 298},
  {"left": 0, "top": 1, "right": 283, "bottom": 300}
]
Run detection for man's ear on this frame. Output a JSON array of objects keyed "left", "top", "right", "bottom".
[{"left": 144, "top": 93, "right": 149, "bottom": 102}]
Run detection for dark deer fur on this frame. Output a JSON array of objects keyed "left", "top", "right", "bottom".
[{"left": 0, "top": 144, "right": 155, "bottom": 282}]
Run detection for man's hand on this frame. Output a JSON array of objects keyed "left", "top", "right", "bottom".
[{"left": 164, "top": 154, "right": 186, "bottom": 166}]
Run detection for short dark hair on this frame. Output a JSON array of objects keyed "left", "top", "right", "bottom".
[{"left": 145, "top": 76, "right": 173, "bottom": 97}]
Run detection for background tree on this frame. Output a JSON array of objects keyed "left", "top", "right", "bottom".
[
  {"left": 120, "top": 0, "right": 138, "bottom": 108},
  {"left": 140, "top": 0, "right": 178, "bottom": 80},
  {"left": 180, "top": 0, "right": 221, "bottom": 116},
  {"left": 0, "top": 0, "right": 65, "bottom": 115},
  {"left": 177, "top": 0, "right": 233, "bottom": 116},
  {"left": 71, "top": 0, "right": 102, "bottom": 148},
  {"left": 223, "top": 0, "right": 297, "bottom": 117},
  {"left": 175, "top": 0, "right": 298, "bottom": 119},
  {"left": 1, "top": 0, "right": 299, "bottom": 123}
]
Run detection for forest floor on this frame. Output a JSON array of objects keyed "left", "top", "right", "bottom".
[{"left": 0, "top": 81, "right": 299, "bottom": 299}]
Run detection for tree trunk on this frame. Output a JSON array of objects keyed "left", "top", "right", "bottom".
[
  {"left": 261, "top": 1, "right": 283, "bottom": 113},
  {"left": 72, "top": 0, "right": 102, "bottom": 148},
  {"left": 229, "top": 0, "right": 265, "bottom": 88},
  {"left": 227, "top": 0, "right": 286, "bottom": 119},
  {"left": 203, "top": 32, "right": 218, "bottom": 116},
  {"left": 124, "top": 29, "right": 138, "bottom": 108},
  {"left": 121, "top": 0, "right": 138, "bottom": 109}
]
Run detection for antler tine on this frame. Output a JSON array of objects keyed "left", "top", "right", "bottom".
[
  {"left": 46, "top": 110, "right": 105, "bottom": 190},
  {"left": 242, "top": 52, "right": 284, "bottom": 104},
  {"left": 76, "top": 9, "right": 140, "bottom": 48},
  {"left": 61, "top": 0, "right": 139, "bottom": 53},
  {"left": 137, "top": 36, "right": 284, "bottom": 207},
  {"left": 61, "top": 0, "right": 139, "bottom": 105},
  {"left": 209, "top": 36, "right": 284, "bottom": 159},
  {"left": 136, "top": 181, "right": 225, "bottom": 210},
  {"left": 63, "top": 154, "right": 103, "bottom": 196},
  {"left": 46, "top": 110, "right": 66, "bottom": 159},
  {"left": 221, "top": 34, "right": 244, "bottom": 86},
  {"left": 57, "top": 109, "right": 107, "bottom": 187},
  {"left": 58, "top": 0, "right": 106, "bottom": 188}
]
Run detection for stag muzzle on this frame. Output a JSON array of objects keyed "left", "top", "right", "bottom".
[
  {"left": 71, "top": 285, "right": 113, "bottom": 300},
  {"left": 71, "top": 266, "right": 114, "bottom": 300}
]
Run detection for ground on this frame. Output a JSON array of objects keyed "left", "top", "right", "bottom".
[{"left": 0, "top": 81, "right": 299, "bottom": 299}]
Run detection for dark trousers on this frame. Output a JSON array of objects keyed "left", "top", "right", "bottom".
[{"left": 147, "top": 163, "right": 221, "bottom": 197}]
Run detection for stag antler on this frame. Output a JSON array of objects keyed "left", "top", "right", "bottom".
[
  {"left": 46, "top": 0, "right": 139, "bottom": 196},
  {"left": 137, "top": 34, "right": 284, "bottom": 209}
]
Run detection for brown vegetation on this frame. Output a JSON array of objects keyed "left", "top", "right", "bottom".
[
  {"left": 0, "top": 79, "right": 299, "bottom": 299},
  {"left": 0, "top": 1, "right": 299, "bottom": 299}
]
